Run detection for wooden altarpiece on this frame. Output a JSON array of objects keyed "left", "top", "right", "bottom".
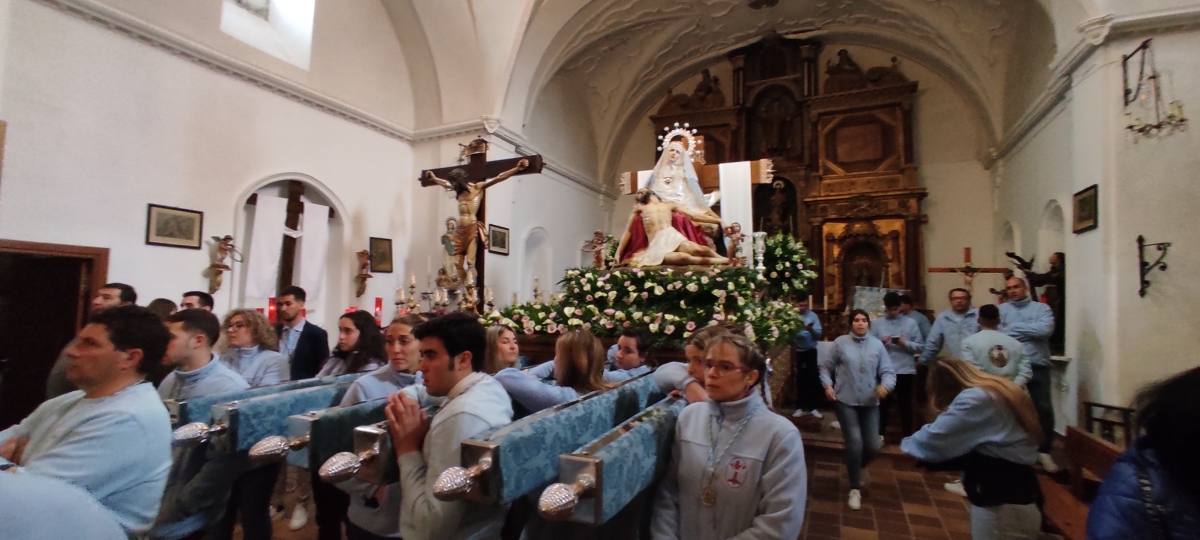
[{"left": 803, "top": 59, "right": 926, "bottom": 310}]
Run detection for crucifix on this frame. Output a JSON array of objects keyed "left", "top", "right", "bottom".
[
  {"left": 244, "top": 180, "right": 336, "bottom": 294},
  {"left": 419, "top": 138, "right": 544, "bottom": 300},
  {"left": 618, "top": 126, "right": 773, "bottom": 263},
  {"left": 928, "top": 247, "right": 1009, "bottom": 287}
]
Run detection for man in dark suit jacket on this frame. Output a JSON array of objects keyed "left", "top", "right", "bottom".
[{"left": 275, "top": 286, "right": 330, "bottom": 380}]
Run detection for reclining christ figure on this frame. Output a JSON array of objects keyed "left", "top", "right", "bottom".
[{"left": 616, "top": 189, "right": 729, "bottom": 267}]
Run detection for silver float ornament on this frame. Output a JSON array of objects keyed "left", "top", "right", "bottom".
[
  {"left": 319, "top": 451, "right": 367, "bottom": 484},
  {"left": 753, "top": 231, "right": 768, "bottom": 274},
  {"left": 249, "top": 435, "right": 309, "bottom": 462},
  {"left": 172, "top": 422, "right": 225, "bottom": 447},
  {"left": 432, "top": 456, "right": 493, "bottom": 501},
  {"left": 537, "top": 474, "right": 596, "bottom": 521}
]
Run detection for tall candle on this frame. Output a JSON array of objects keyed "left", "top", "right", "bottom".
[
  {"left": 374, "top": 297, "right": 383, "bottom": 325},
  {"left": 267, "top": 297, "right": 277, "bottom": 324},
  {"left": 964, "top": 247, "right": 972, "bottom": 265},
  {"left": 409, "top": 273, "right": 417, "bottom": 287}
]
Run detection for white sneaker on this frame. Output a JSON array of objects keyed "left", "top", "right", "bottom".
[
  {"left": 1039, "top": 453, "right": 1061, "bottom": 473},
  {"left": 810, "top": 409, "right": 824, "bottom": 419},
  {"left": 848, "top": 489, "right": 862, "bottom": 510},
  {"left": 792, "top": 409, "right": 807, "bottom": 418},
  {"left": 830, "top": 420, "right": 841, "bottom": 430},
  {"left": 288, "top": 503, "right": 309, "bottom": 531},
  {"left": 944, "top": 479, "right": 967, "bottom": 497}
]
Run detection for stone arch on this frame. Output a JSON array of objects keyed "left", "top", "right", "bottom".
[
  {"left": 520, "top": 226, "right": 553, "bottom": 301},
  {"left": 1036, "top": 200, "right": 1066, "bottom": 271},
  {"left": 231, "top": 172, "right": 350, "bottom": 322}
]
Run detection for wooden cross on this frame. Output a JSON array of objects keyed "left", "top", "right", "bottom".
[
  {"left": 244, "top": 180, "right": 336, "bottom": 294},
  {"left": 928, "top": 247, "right": 1009, "bottom": 286},
  {"left": 418, "top": 138, "right": 544, "bottom": 298}
]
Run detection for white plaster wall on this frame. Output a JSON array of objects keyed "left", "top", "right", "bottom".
[
  {"left": 523, "top": 73, "right": 599, "bottom": 179},
  {"left": 1109, "top": 29, "right": 1200, "bottom": 403},
  {"left": 0, "top": 0, "right": 433, "bottom": 331},
  {"left": 80, "top": 0, "right": 415, "bottom": 127}
]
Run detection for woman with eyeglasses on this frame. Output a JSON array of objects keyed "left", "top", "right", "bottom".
[
  {"left": 901, "top": 359, "right": 1043, "bottom": 539},
  {"left": 214, "top": 309, "right": 289, "bottom": 540},
  {"left": 651, "top": 334, "right": 807, "bottom": 540},
  {"left": 493, "top": 329, "right": 611, "bottom": 414},
  {"left": 316, "top": 311, "right": 386, "bottom": 378},
  {"left": 820, "top": 309, "right": 895, "bottom": 511},
  {"left": 218, "top": 309, "right": 289, "bottom": 388},
  {"left": 330, "top": 313, "right": 427, "bottom": 540}
]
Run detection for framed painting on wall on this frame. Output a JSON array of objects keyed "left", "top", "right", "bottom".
[
  {"left": 488, "top": 225, "right": 510, "bottom": 255},
  {"left": 145, "top": 204, "right": 204, "bottom": 249},
  {"left": 369, "top": 237, "right": 393, "bottom": 273},
  {"left": 1073, "top": 184, "right": 1099, "bottom": 234}
]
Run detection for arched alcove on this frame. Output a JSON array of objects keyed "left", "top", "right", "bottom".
[
  {"left": 1036, "top": 200, "right": 1065, "bottom": 271},
  {"left": 232, "top": 174, "right": 348, "bottom": 326},
  {"left": 521, "top": 227, "right": 553, "bottom": 301}
]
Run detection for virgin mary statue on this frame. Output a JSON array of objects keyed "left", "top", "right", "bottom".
[{"left": 643, "top": 140, "right": 720, "bottom": 221}]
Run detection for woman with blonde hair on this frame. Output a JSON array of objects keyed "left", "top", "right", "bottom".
[
  {"left": 494, "top": 329, "right": 610, "bottom": 414},
  {"left": 484, "top": 324, "right": 522, "bottom": 374},
  {"left": 218, "top": 308, "right": 288, "bottom": 388},
  {"left": 900, "top": 358, "right": 1043, "bottom": 540},
  {"left": 214, "top": 308, "right": 289, "bottom": 539}
]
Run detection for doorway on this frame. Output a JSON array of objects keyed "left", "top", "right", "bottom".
[{"left": 0, "top": 239, "right": 108, "bottom": 428}]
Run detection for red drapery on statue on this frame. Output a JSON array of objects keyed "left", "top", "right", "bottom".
[{"left": 618, "top": 211, "right": 710, "bottom": 264}]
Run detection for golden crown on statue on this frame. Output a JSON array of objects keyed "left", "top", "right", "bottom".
[{"left": 656, "top": 122, "right": 698, "bottom": 155}]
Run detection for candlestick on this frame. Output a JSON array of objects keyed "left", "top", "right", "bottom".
[
  {"left": 410, "top": 273, "right": 417, "bottom": 287},
  {"left": 396, "top": 287, "right": 406, "bottom": 304}
]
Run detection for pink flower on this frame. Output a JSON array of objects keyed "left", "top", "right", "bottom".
[{"left": 686, "top": 321, "right": 697, "bottom": 331}]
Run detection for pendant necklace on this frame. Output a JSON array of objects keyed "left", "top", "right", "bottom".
[{"left": 701, "top": 405, "right": 756, "bottom": 507}]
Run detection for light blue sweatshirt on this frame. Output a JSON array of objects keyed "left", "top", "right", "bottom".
[
  {"left": 0, "top": 471, "right": 127, "bottom": 540},
  {"left": 152, "top": 356, "right": 250, "bottom": 540},
  {"left": 651, "top": 391, "right": 807, "bottom": 540},
  {"left": 905, "top": 310, "right": 931, "bottom": 340},
  {"left": 998, "top": 298, "right": 1054, "bottom": 367},
  {"left": 653, "top": 362, "right": 697, "bottom": 394},
  {"left": 819, "top": 334, "right": 896, "bottom": 407},
  {"left": 0, "top": 382, "right": 172, "bottom": 535},
  {"left": 961, "top": 329, "right": 1032, "bottom": 386},
  {"left": 604, "top": 364, "right": 653, "bottom": 382},
  {"left": 335, "top": 365, "right": 420, "bottom": 538},
  {"left": 316, "top": 353, "right": 382, "bottom": 378},
  {"left": 900, "top": 387, "right": 1037, "bottom": 465},
  {"left": 869, "top": 315, "right": 923, "bottom": 375},
  {"left": 791, "top": 309, "right": 823, "bottom": 351},
  {"left": 219, "top": 345, "right": 290, "bottom": 387},
  {"left": 493, "top": 366, "right": 580, "bottom": 413},
  {"left": 920, "top": 308, "right": 979, "bottom": 365},
  {"left": 396, "top": 373, "right": 513, "bottom": 540}
]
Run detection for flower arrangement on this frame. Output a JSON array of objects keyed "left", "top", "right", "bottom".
[{"left": 762, "top": 233, "right": 818, "bottom": 301}]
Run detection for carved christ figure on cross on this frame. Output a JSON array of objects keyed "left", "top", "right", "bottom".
[
  {"left": 422, "top": 157, "right": 529, "bottom": 283},
  {"left": 928, "top": 247, "right": 1009, "bottom": 286}
]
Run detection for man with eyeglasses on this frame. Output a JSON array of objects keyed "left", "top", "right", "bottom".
[{"left": 919, "top": 288, "right": 980, "bottom": 366}]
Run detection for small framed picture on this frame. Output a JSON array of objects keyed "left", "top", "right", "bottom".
[
  {"left": 488, "top": 225, "right": 510, "bottom": 256},
  {"left": 1073, "top": 184, "right": 1099, "bottom": 234},
  {"left": 146, "top": 204, "right": 203, "bottom": 249},
  {"left": 369, "top": 237, "right": 393, "bottom": 273}
]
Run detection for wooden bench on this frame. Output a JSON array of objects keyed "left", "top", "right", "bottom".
[{"left": 1039, "top": 426, "right": 1123, "bottom": 540}]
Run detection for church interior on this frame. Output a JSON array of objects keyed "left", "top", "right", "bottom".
[{"left": 1, "top": 0, "right": 1198, "bottom": 539}]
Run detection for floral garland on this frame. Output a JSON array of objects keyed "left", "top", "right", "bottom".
[{"left": 762, "top": 233, "right": 818, "bottom": 301}]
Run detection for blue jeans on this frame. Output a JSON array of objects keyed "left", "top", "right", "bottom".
[
  {"left": 1027, "top": 365, "right": 1055, "bottom": 452},
  {"left": 834, "top": 402, "right": 881, "bottom": 489}
]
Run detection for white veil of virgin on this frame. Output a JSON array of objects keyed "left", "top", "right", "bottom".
[{"left": 640, "top": 140, "right": 713, "bottom": 216}]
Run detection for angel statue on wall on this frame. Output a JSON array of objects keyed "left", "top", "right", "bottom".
[
  {"left": 354, "top": 249, "right": 372, "bottom": 297},
  {"left": 206, "top": 235, "right": 242, "bottom": 294},
  {"left": 581, "top": 230, "right": 609, "bottom": 269}
]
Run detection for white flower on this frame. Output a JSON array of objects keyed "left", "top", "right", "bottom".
[
  {"left": 615, "top": 311, "right": 627, "bottom": 320},
  {"left": 564, "top": 307, "right": 575, "bottom": 316},
  {"left": 643, "top": 315, "right": 652, "bottom": 323},
  {"left": 654, "top": 286, "right": 665, "bottom": 295},
  {"left": 632, "top": 311, "right": 643, "bottom": 320},
  {"left": 727, "top": 282, "right": 735, "bottom": 290},
  {"left": 770, "top": 271, "right": 778, "bottom": 278},
  {"left": 686, "top": 283, "right": 699, "bottom": 292},
  {"left": 583, "top": 283, "right": 591, "bottom": 291},
  {"left": 664, "top": 324, "right": 676, "bottom": 335},
  {"left": 648, "top": 322, "right": 660, "bottom": 333},
  {"left": 700, "top": 276, "right": 710, "bottom": 284},
  {"left": 680, "top": 300, "right": 688, "bottom": 308},
  {"left": 568, "top": 318, "right": 583, "bottom": 326}
]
